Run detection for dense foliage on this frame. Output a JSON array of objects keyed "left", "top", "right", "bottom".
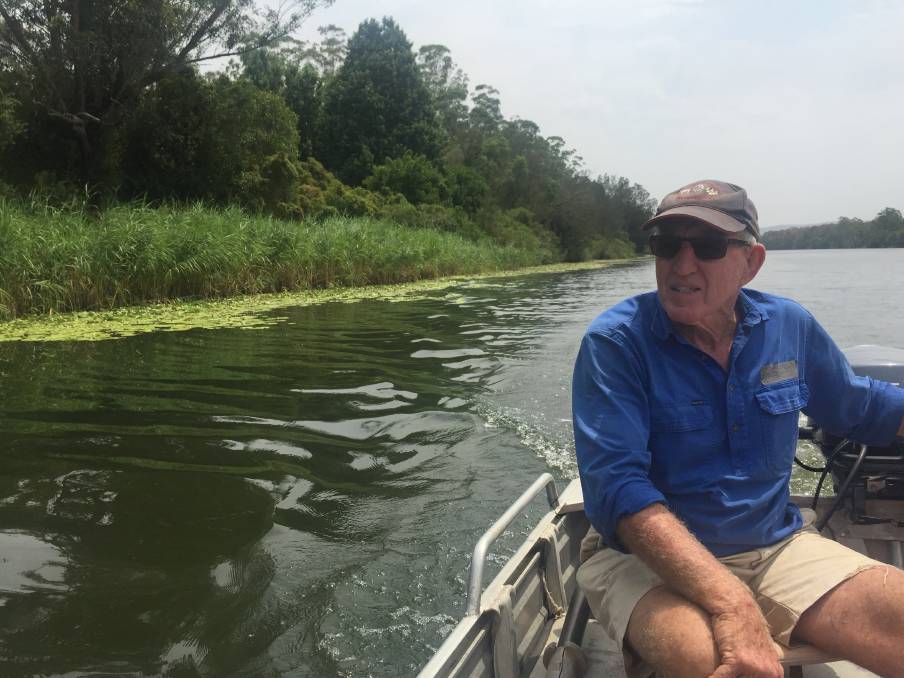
[
  {"left": 0, "top": 0, "right": 331, "bottom": 186},
  {"left": 763, "top": 208, "right": 904, "bottom": 250},
  {"left": 0, "top": 196, "right": 546, "bottom": 319},
  {"left": 0, "top": 3, "right": 658, "bottom": 293}
]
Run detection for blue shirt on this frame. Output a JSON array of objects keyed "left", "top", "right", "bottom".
[{"left": 573, "top": 289, "right": 904, "bottom": 557}]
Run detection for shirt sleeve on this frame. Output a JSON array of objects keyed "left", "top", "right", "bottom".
[
  {"left": 572, "top": 330, "right": 666, "bottom": 552},
  {"left": 802, "top": 313, "right": 904, "bottom": 446}
]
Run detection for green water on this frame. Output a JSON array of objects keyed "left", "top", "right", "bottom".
[{"left": 1, "top": 250, "right": 902, "bottom": 676}]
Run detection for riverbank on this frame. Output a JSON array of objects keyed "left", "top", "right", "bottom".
[
  {"left": 0, "top": 198, "right": 563, "bottom": 322},
  {"left": 0, "top": 213, "right": 641, "bottom": 343}
]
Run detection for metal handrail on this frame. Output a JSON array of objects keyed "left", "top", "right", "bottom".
[{"left": 465, "top": 473, "right": 559, "bottom": 616}]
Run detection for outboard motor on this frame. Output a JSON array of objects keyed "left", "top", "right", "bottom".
[{"left": 807, "top": 345, "right": 904, "bottom": 529}]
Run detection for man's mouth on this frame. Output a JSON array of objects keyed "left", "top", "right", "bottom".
[{"left": 669, "top": 285, "right": 700, "bottom": 294}]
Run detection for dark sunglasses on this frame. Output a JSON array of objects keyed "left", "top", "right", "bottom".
[{"left": 649, "top": 234, "right": 751, "bottom": 260}]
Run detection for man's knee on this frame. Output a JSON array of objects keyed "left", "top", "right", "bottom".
[
  {"left": 627, "top": 587, "right": 718, "bottom": 677},
  {"left": 793, "top": 565, "right": 904, "bottom": 677},
  {"left": 796, "top": 564, "right": 904, "bottom": 636}
]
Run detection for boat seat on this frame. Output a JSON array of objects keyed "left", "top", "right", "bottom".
[
  {"left": 776, "top": 643, "right": 847, "bottom": 678},
  {"left": 777, "top": 642, "right": 839, "bottom": 666}
]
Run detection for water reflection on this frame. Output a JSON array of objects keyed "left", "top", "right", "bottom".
[
  {"left": 0, "top": 464, "right": 274, "bottom": 676},
  {"left": 0, "top": 531, "right": 68, "bottom": 596}
]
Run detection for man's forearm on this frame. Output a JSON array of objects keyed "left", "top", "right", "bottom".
[
  {"left": 898, "top": 416, "right": 904, "bottom": 439},
  {"left": 617, "top": 503, "right": 756, "bottom": 616},
  {"left": 617, "top": 503, "right": 782, "bottom": 676}
]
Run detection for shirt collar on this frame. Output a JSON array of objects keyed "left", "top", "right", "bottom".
[
  {"left": 737, "top": 288, "right": 769, "bottom": 328},
  {"left": 650, "top": 288, "right": 769, "bottom": 341}
]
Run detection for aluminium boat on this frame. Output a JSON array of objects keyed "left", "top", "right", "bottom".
[{"left": 419, "top": 346, "right": 904, "bottom": 678}]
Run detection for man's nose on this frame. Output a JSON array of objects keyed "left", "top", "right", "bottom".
[{"left": 672, "top": 241, "right": 699, "bottom": 273}]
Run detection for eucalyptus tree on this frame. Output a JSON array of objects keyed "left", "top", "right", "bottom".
[
  {"left": 309, "top": 24, "right": 347, "bottom": 77},
  {"left": 416, "top": 44, "right": 469, "bottom": 134},
  {"left": 468, "top": 84, "right": 504, "bottom": 135},
  {"left": 0, "top": 0, "right": 331, "bottom": 188}
]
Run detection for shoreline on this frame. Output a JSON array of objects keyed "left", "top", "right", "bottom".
[{"left": 0, "top": 258, "right": 645, "bottom": 343}]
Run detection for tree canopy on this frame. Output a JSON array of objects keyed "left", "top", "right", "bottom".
[
  {"left": 0, "top": 0, "right": 331, "bottom": 184},
  {"left": 0, "top": 10, "right": 659, "bottom": 263},
  {"left": 762, "top": 209, "right": 904, "bottom": 249}
]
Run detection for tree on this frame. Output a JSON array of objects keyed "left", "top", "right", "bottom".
[
  {"left": 762, "top": 210, "right": 904, "bottom": 250},
  {"left": 0, "top": 86, "right": 22, "bottom": 155},
  {"left": 446, "top": 164, "right": 488, "bottom": 215},
  {"left": 284, "top": 63, "right": 323, "bottom": 159},
  {"left": 319, "top": 17, "right": 443, "bottom": 184},
  {"left": 240, "top": 47, "right": 323, "bottom": 158},
  {"left": 469, "top": 84, "right": 503, "bottom": 134},
  {"left": 308, "top": 24, "right": 347, "bottom": 77},
  {"left": 240, "top": 46, "right": 290, "bottom": 93},
  {"left": 122, "top": 74, "right": 300, "bottom": 210},
  {"left": 0, "top": 0, "right": 331, "bottom": 188},
  {"left": 364, "top": 152, "right": 449, "bottom": 205},
  {"left": 416, "top": 44, "right": 469, "bottom": 133},
  {"left": 120, "top": 71, "right": 213, "bottom": 201},
  {"left": 872, "top": 207, "right": 904, "bottom": 246}
]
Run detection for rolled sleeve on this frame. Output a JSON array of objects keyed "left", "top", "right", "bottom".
[
  {"left": 803, "top": 315, "right": 904, "bottom": 446},
  {"left": 572, "top": 330, "right": 665, "bottom": 552}
]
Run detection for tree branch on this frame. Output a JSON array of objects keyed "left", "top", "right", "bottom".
[
  {"left": 174, "top": 0, "right": 231, "bottom": 64},
  {"left": 183, "top": 32, "right": 290, "bottom": 65},
  {"left": 0, "top": 2, "right": 37, "bottom": 63}
]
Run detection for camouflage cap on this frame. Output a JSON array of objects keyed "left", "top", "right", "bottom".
[{"left": 642, "top": 180, "right": 760, "bottom": 240}]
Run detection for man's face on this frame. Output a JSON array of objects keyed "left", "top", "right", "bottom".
[{"left": 654, "top": 220, "right": 765, "bottom": 328}]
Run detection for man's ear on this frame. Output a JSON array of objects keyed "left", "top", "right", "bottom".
[{"left": 742, "top": 243, "right": 766, "bottom": 285}]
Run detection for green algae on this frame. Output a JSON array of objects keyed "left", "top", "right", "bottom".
[{"left": 0, "top": 259, "right": 638, "bottom": 343}]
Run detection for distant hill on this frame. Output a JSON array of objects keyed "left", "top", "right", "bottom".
[{"left": 761, "top": 209, "right": 904, "bottom": 249}]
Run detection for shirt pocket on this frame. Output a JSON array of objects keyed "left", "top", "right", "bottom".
[
  {"left": 755, "top": 381, "right": 810, "bottom": 474},
  {"left": 650, "top": 404, "right": 714, "bottom": 432}
]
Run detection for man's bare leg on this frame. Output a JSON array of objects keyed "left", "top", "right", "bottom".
[
  {"left": 625, "top": 586, "right": 719, "bottom": 678},
  {"left": 793, "top": 565, "right": 904, "bottom": 676}
]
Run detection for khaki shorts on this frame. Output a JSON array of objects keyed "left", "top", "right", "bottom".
[{"left": 576, "top": 510, "right": 884, "bottom": 678}]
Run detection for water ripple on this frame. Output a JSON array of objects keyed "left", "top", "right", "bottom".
[{"left": 6, "top": 256, "right": 894, "bottom": 675}]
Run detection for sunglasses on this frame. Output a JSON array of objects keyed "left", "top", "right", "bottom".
[{"left": 649, "top": 234, "right": 751, "bottom": 260}]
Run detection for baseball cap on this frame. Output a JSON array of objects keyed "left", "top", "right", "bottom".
[{"left": 641, "top": 180, "right": 760, "bottom": 240}]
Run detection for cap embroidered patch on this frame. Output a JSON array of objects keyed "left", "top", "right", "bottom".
[
  {"left": 677, "top": 183, "right": 720, "bottom": 199},
  {"left": 760, "top": 360, "right": 798, "bottom": 385}
]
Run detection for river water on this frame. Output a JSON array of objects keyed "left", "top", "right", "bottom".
[{"left": 0, "top": 249, "right": 901, "bottom": 677}]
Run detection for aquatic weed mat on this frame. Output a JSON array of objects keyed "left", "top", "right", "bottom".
[{"left": 0, "top": 259, "right": 634, "bottom": 343}]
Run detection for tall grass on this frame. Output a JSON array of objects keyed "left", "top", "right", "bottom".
[{"left": 0, "top": 197, "right": 551, "bottom": 319}]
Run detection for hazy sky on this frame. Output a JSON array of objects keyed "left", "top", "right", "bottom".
[{"left": 288, "top": 0, "right": 903, "bottom": 226}]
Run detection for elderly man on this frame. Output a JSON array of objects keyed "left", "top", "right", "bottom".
[{"left": 572, "top": 180, "right": 904, "bottom": 678}]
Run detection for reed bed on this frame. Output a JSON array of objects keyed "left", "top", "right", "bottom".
[{"left": 0, "top": 198, "right": 549, "bottom": 319}]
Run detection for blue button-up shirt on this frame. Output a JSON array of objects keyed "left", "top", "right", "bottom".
[{"left": 573, "top": 289, "right": 904, "bottom": 557}]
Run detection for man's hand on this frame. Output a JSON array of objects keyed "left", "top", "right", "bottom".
[
  {"left": 709, "top": 601, "right": 783, "bottom": 678},
  {"left": 618, "top": 505, "right": 783, "bottom": 677}
]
